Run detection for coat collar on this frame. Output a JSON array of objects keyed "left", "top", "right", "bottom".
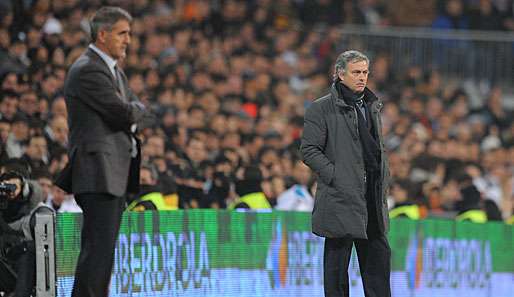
[
  {"left": 88, "top": 44, "right": 117, "bottom": 77},
  {"left": 84, "top": 47, "right": 114, "bottom": 77},
  {"left": 330, "top": 82, "right": 383, "bottom": 112}
]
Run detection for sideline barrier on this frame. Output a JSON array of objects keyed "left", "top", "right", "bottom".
[{"left": 55, "top": 210, "right": 513, "bottom": 297}]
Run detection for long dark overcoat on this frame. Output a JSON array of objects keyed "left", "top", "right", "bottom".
[{"left": 301, "top": 84, "right": 390, "bottom": 239}]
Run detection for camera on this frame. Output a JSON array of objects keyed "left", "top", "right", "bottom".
[{"left": 0, "top": 182, "right": 17, "bottom": 209}]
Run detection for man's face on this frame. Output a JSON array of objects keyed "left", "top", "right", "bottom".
[
  {"left": 51, "top": 116, "right": 68, "bottom": 144},
  {"left": 0, "top": 97, "right": 18, "bottom": 119},
  {"left": 139, "top": 168, "right": 156, "bottom": 186},
  {"left": 51, "top": 185, "right": 66, "bottom": 205},
  {"left": 12, "top": 122, "right": 29, "bottom": 140},
  {"left": 26, "top": 137, "right": 47, "bottom": 160},
  {"left": 1, "top": 73, "right": 17, "bottom": 91},
  {"left": 37, "top": 177, "right": 53, "bottom": 198},
  {"left": 186, "top": 139, "right": 207, "bottom": 163},
  {"left": 20, "top": 92, "right": 39, "bottom": 115},
  {"left": 51, "top": 97, "right": 67, "bottom": 118},
  {"left": 99, "top": 19, "right": 131, "bottom": 60},
  {"left": 338, "top": 60, "right": 369, "bottom": 93},
  {"left": 147, "top": 136, "right": 165, "bottom": 157}
]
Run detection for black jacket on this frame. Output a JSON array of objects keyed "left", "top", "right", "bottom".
[{"left": 301, "top": 83, "right": 390, "bottom": 239}]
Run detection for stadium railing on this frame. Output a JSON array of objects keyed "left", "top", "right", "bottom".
[{"left": 338, "top": 25, "right": 514, "bottom": 88}]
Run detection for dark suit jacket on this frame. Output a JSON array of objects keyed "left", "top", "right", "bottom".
[{"left": 56, "top": 48, "right": 145, "bottom": 197}]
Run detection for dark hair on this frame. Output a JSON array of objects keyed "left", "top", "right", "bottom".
[
  {"left": 32, "top": 168, "right": 52, "bottom": 180},
  {"left": 140, "top": 163, "right": 159, "bottom": 182},
  {"left": 333, "top": 50, "right": 369, "bottom": 81},
  {"left": 235, "top": 165, "right": 263, "bottom": 197},
  {"left": 1, "top": 89, "right": 19, "bottom": 100},
  {"left": 1, "top": 158, "right": 31, "bottom": 178},
  {"left": 90, "top": 6, "right": 132, "bottom": 42},
  {"left": 483, "top": 199, "right": 503, "bottom": 221}
]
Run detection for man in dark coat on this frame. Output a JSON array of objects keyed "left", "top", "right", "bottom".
[
  {"left": 301, "top": 50, "right": 391, "bottom": 297},
  {"left": 56, "top": 7, "right": 145, "bottom": 297}
]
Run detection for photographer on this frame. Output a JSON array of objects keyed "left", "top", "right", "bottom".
[{"left": 0, "top": 165, "right": 47, "bottom": 297}]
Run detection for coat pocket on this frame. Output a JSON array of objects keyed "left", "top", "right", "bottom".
[{"left": 84, "top": 141, "right": 113, "bottom": 154}]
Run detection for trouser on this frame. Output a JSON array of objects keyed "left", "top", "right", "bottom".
[
  {"left": 72, "top": 193, "right": 125, "bottom": 297},
  {"left": 323, "top": 234, "right": 391, "bottom": 297}
]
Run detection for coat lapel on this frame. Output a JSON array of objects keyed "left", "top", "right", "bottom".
[{"left": 85, "top": 48, "right": 126, "bottom": 100}]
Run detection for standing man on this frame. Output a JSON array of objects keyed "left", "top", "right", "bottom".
[
  {"left": 301, "top": 50, "right": 391, "bottom": 297},
  {"left": 56, "top": 7, "right": 145, "bottom": 296}
]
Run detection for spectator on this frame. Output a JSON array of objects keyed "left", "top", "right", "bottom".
[
  {"left": 205, "top": 155, "right": 234, "bottom": 209},
  {"left": 275, "top": 159, "right": 314, "bottom": 212},
  {"left": 388, "top": 180, "right": 421, "bottom": 219},
  {"left": 5, "top": 114, "right": 29, "bottom": 158},
  {"left": 455, "top": 182, "right": 487, "bottom": 223},
  {"left": 0, "top": 90, "right": 19, "bottom": 121},
  {"left": 0, "top": 118, "right": 10, "bottom": 144},
  {"left": 20, "top": 134, "right": 48, "bottom": 172},
  {"left": 49, "top": 96, "right": 67, "bottom": 119},
  {"left": 33, "top": 168, "right": 53, "bottom": 204},
  {"left": 127, "top": 164, "right": 176, "bottom": 211},
  {"left": 44, "top": 115, "right": 68, "bottom": 158},
  {"left": 432, "top": 0, "right": 469, "bottom": 30},
  {"left": 469, "top": 0, "right": 503, "bottom": 31},
  {"left": 229, "top": 165, "right": 271, "bottom": 210},
  {"left": 18, "top": 91, "right": 39, "bottom": 119},
  {"left": 176, "top": 137, "right": 209, "bottom": 208}
]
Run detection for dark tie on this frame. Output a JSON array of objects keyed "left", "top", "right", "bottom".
[
  {"left": 114, "top": 65, "right": 127, "bottom": 100},
  {"left": 355, "top": 98, "right": 368, "bottom": 125}
]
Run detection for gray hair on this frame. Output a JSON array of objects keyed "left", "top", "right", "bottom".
[
  {"left": 333, "top": 50, "right": 370, "bottom": 81},
  {"left": 90, "top": 6, "right": 132, "bottom": 42}
]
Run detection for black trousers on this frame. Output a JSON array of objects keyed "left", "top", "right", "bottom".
[
  {"left": 323, "top": 234, "right": 391, "bottom": 297},
  {"left": 72, "top": 193, "right": 125, "bottom": 297}
]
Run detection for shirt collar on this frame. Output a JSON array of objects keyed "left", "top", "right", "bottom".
[{"left": 89, "top": 44, "right": 117, "bottom": 77}]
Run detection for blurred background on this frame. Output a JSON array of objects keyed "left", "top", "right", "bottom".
[
  {"left": 1, "top": 0, "right": 513, "bottom": 220},
  {"left": 0, "top": 0, "right": 513, "bottom": 296}
]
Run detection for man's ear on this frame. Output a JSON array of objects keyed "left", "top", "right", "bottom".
[
  {"left": 338, "top": 70, "right": 344, "bottom": 81},
  {"left": 97, "top": 29, "right": 107, "bottom": 44}
]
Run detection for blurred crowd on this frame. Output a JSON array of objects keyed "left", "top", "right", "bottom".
[{"left": 0, "top": 0, "right": 512, "bottom": 222}]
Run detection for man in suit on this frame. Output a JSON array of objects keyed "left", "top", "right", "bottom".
[{"left": 56, "top": 7, "right": 146, "bottom": 296}]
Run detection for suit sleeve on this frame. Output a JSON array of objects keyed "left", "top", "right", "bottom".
[
  {"left": 301, "top": 102, "right": 335, "bottom": 185},
  {"left": 77, "top": 67, "right": 145, "bottom": 131},
  {"left": 126, "top": 87, "right": 156, "bottom": 130}
]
